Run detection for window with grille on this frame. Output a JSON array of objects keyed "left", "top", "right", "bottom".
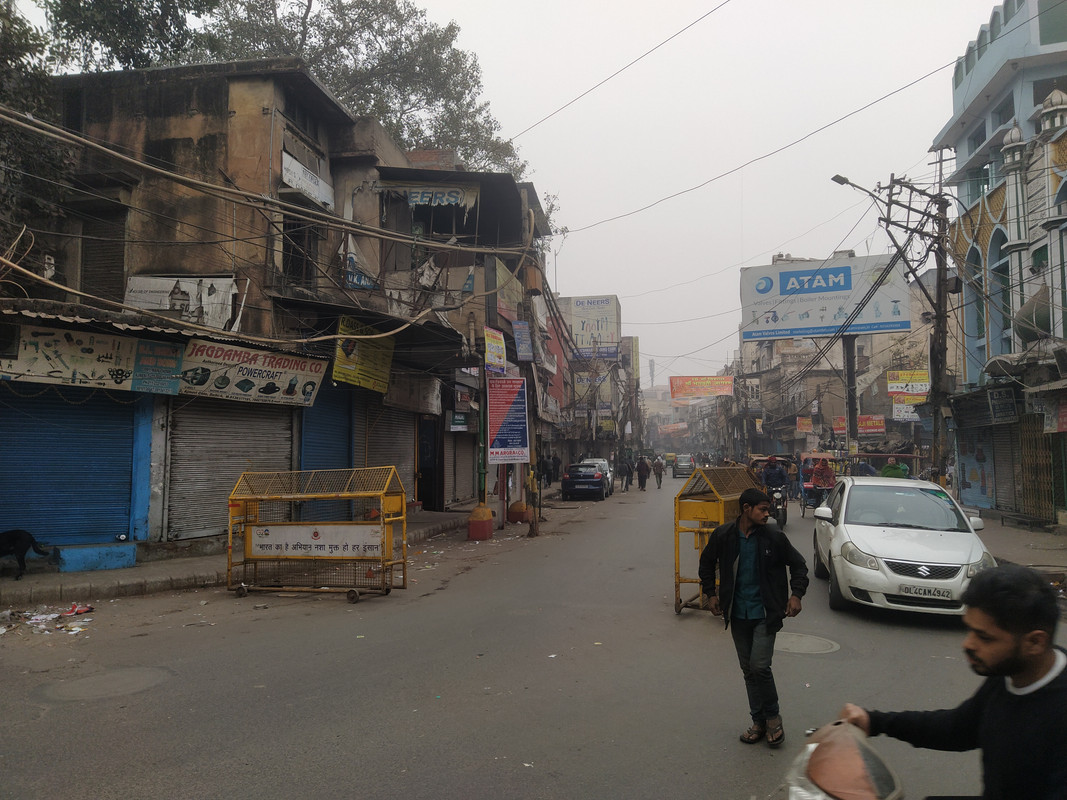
[{"left": 282, "top": 217, "right": 322, "bottom": 288}]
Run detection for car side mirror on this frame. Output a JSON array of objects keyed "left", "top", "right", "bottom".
[
  {"left": 969, "top": 516, "right": 985, "bottom": 531},
  {"left": 813, "top": 507, "right": 833, "bottom": 522}
]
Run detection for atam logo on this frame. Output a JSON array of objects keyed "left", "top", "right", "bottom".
[
  {"left": 780, "top": 266, "right": 851, "bottom": 295},
  {"left": 755, "top": 276, "right": 773, "bottom": 294}
]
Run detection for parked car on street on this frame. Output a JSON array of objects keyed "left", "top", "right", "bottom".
[
  {"left": 561, "top": 462, "right": 610, "bottom": 501},
  {"left": 672, "top": 453, "right": 696, "bottom": 479},
  {"left": 811, "top": 477, "right": 994, "bottom": 615},
  {"left": 580, "top": 458, "right": 614, "bottom": 496}
]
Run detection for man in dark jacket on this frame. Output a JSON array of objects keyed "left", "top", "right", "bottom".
[
  {"left": 841, "top": 564, "right": 1067, "bottom": 799},
  {"left": 699, "top": 488, "right": 809, "bottom": 748}
]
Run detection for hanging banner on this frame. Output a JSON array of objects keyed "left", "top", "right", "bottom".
[
  {"left": 487, "top": 377, "right": 529, "bottom": 464},
  {"left": 332, "top": 317, "right": 395, "bottom": 394},
  {"left": 796, "top": 416, "right": 813, "bottom": 433},
  {"left": 484, "top": 326, "right": 506, "bottom": 375},
  {"left": 669, "top": 375, "right": 734, "bottom": 398},
  {"left": 512, "top": 320, "right": 534, "bottom": 361}
]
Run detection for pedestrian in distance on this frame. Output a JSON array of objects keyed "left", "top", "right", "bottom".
[
  {"left": 551, "top": 453, "right": 561, "bottom": 483},
  {"left": 621, "top": 458, "right": 633, "bottom": 492},
  {"left": 840, "top": 564, "right": 1067, "bottom": 800},
  {"left": 652, "top": 455, "right": 665, "bottom": 489},
  {"left": 786, "top": 458, "right": 800, "bottom": 499},
  {"left": 879, "top": 456, "right": 907, "bottom": 478},
  {"left": 698, "top": 488, "right": 809, "bottom": 749},
  {"left": 636, "top": 456, "right": 651, "bottom": 491}
]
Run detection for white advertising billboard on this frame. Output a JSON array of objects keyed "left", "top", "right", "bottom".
[
  {"left": 564, "top": 295, "right": 621, "bottom": 359},
  {"left": 739, "top": 254, "right": 910, "bottom": 341}
]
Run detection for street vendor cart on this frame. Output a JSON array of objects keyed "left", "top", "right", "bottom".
[
  {"left": 227, "top": 466, "right": 407, "bottom": 602},
  {"left": 673, "top": 466, "right": 763, "bottom": 614}
]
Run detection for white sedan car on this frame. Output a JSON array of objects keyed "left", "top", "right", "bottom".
[{"left": 812, "top": 477, "right": 994, "bottom": 615}]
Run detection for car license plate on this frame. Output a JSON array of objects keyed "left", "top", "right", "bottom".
[{"left": 898, "top": 584, "right": 953, "bottom": 599}]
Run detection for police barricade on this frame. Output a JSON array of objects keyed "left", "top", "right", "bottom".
[
  {"left": 673, "top": 466, "right": 763, "bottom": 614},
  {"left": 227, "top": 467, "right": 407, "bottom": 603}
]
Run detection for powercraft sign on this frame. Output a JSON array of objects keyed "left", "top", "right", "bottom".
[{"left": 740, "top": 255, "right": 910, "bottom": 341}]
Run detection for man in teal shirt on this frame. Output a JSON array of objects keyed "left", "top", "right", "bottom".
[{"left": 698, "top": 488, "right": 809, "bottom": 748}]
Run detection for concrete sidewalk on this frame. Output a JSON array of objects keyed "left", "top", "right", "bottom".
[
  {"left": 3, "top": 495, "right": 1066, "bottom": 608},
  {"left": 0, "top": 508, "right": 474, "bottom": 608}
]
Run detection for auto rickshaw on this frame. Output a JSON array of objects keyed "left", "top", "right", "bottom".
[{"left": 800, "top": 452, "right": 845, "bottom": 516}]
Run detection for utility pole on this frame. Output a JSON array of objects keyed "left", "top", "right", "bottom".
[{"left": 929, "top": 161, "right": 951, "bottom": 476}]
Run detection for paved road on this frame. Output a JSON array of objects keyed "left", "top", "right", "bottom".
[{"left": 4, "top": 484, "right": 1028, "bottom": 798}]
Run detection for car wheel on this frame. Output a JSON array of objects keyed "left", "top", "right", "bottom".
[
  {"left": 828, "top": 561, "right": 848, "bottom": 611},
  {"left": 561, "top": 491, "right": 569, "bottom": 501},
  {"left": 812, "top": 532, "right": 829, "bottom": 579},
  {"left": 597, "top": 486, "right": 606, "bottom": 501}
]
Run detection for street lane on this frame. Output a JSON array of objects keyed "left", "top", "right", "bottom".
[{"left": 3, "top": 484, "right": 1003, "bottom": 798}]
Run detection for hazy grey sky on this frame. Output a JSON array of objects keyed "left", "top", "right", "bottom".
[{"left": 419, "top": 0, "right": 994, "bottom": 384}]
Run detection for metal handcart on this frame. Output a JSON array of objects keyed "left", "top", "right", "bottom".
[
  {"left": 673, "top": 466, "right": 763, "bottom": 614},
  {"left": 227, "top": 467, "right": 407, "bottom": 603}
]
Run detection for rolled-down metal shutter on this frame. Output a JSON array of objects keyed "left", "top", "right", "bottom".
[
  {"left": 365, "top": 402, "right": 415, "bottom": 502},
  {"left": 444, "top": 433, "right": 457, "bottom": 503},
  {"left": 991, "top": 423, "right": 1019, "bottom": 512},
  {"left": 455, "top": 433, "right": 476, "bottom": 503},
  {"left": 0, "top": 384, "right": 134, "bottom": 543},
  {"left": 301, "top": 384, "right": 352, "bottom": 470},
  {"left": 167, "top": 398, "right": 293, "bottom": 540},
  {"left": 1019, "top": 413, "right": 1054, "bottom": 520}
]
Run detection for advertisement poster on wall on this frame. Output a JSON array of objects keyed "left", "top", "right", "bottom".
[{"left": 487, "top": 377, "right": 529, "bottom": 464}]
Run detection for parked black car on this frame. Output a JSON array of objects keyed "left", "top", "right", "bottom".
[{"left": 561, "top": 462, "right": 609, "bottom": 501}]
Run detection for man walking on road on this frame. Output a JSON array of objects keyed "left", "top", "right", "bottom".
[
  {"left": 840, "top": 564, "right": 1067, "bottom": 800},
  {"left": 698, "top": 488, "right": 808, "bottom": 749},
  {"left": 636, "top": 456, "right": 650, "bottom": 491},
  {"left": 652, "top": 455, "right": 665, "bottom": 489}
]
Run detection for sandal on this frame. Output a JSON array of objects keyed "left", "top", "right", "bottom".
[
  {"left": 739, "top": 722, "right": 766, "bottom": 744},
  {"left": 766, "top": 716, "right": 785, "bottom": 748}
]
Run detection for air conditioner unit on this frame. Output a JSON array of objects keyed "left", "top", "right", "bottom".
[{"left": 1053, "top": 347, "right": 1067, "bottom": 379}]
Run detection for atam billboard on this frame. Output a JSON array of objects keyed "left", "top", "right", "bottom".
[{"left": 739, "top": 254, "right": 910, "bottom": 341}]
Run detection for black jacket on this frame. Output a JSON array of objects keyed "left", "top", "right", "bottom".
[{"left": 698, "top": 518, "right": 809, "bottom": 632}]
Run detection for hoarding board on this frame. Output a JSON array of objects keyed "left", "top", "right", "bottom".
[
  {"left": 887, "top": 370, "right": 930, "bottom": 395},
  {"left": 487, "top": 377, "right": 529, "bottom": 464},
  {"left": 669, "top": 375, "right": 734, "bottom": 399},
  {"left": 484, "top": 326, "right": 506, "bottom": 375},
  {"left": 857, "top": 414, "right": 886, "bottom": 436},
  {"left": 740, "top": 254, "right": 910, "bottom": 341},
  {"left": 565, "top": 295, "right": 620, "bottom": 359},
  {"left": 796, "top": 416, "right": 813, "bottom": 433}
]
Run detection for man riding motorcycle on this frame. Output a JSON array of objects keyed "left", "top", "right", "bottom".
[{"left": 762, "top": 457, "right": 789, "bottom": 526}]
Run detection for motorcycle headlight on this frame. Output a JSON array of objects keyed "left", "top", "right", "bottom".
[
  {"left": 966, "top": 550, "right": 996, "bottom": 578},
  {"left": 841, "top": 541, "right": 879, "bottom": 570}
]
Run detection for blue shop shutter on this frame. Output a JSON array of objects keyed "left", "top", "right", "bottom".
[
  {"left": 0, "top": 385, "right": 134, "bottom": 543},
  {"left": 301, "top": 384, "right": 353, "bottom": 471}
]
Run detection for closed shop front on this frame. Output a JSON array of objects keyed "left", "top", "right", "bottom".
[
  {"left": 301, "top": 383, "right": 353, "bottom": 471},
  {"left": 444, "top": 431, "right": 477, "bottom": 506},
  {"left": 364, "top": 400, "right": 416, "bottom": 503},
  {"left": 952, "top": 391, "right": 995, "bottom": 510},
  {"left": 167, "top": 398, "right": 294, "bottom": 539},
  {"left": 0, "top": 383, "right": 142, "bottom": 542},
  {"left": 991, "top": 423, "right": 1020, "bottom": 512}
]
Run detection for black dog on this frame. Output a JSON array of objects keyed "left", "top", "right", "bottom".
[{"left": 0, "top": 529, "right": 59, "bottom": 580}]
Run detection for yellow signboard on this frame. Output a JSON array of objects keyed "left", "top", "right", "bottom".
[{"left": 332, "top": 317, "right": 395, "bottom": 393}]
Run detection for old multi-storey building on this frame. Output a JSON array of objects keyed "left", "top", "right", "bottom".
[{"left": 0, "top": 59, "right": 570, "bottom": 568}]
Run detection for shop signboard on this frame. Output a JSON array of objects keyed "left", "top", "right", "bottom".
[
  {"left": 987, "top": 387, "right": 1018, "bottom": 424},
  {"left": 181, "top": 340, "right": 326, "bottom": 406},
  {"left": 857, "top": 414, "right": 886, "bottom": 436},
  {"left": 796, "top": 416, "right": 813, "bottom": 433}
]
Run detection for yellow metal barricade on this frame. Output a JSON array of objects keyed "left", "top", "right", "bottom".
[
  {"left": 227, "top": 467, "right": 407, "bottom": 602},
  {"left": 674, "top": 466, "right": 763, "bottom": 614}
]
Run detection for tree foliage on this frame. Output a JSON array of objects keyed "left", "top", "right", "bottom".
[
  {"left": 41, "top": 0, "right": 219, "bottom": 70},
  {"left": 199, "top": 0, "right": 525, "bottom": 176},
  {"left": 0, "top": 4, "right": 71, "bottom": 229}
]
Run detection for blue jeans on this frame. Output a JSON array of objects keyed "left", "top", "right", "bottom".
[{"left": 730, "top": 617, "right": 779, "bottom": 724}]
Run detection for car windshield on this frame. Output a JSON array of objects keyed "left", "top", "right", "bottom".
[
  {"left": 567, "top": 464, "right": 598, "bottom": 475},
  {"left": 843, "top": 485, "right": 970, "bottom": 531}
]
